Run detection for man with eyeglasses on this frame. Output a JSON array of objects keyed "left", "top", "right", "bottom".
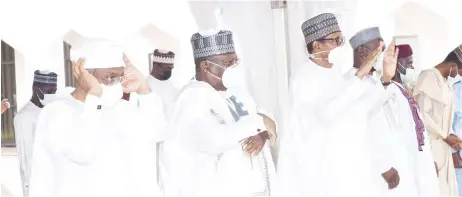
[
  {"left": 13, "top": 70, "right": 57, "bottom": 197},
  {"left": 164, "top": 29, "right": 276, "bottom": 197},
  {"left": 276, "top": 14, "right": 395, "bottom": 197},
  {"left": 28, "top": 38, "right": 166, "bottom": 197}
]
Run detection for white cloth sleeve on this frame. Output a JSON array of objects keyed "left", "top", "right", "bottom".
[
  {"left": 43, "top": 95, "right": 103, "bottom": 164},
  {"left": 176, "top": 95, "right": 266, "bottom": 156},
  {"left": 368, "top": 108, "right": 395, "bottom": 173},
  {"left": 136, "top": 92, "right": 167, "bottom": 142},
  {"left": 310, "top": 73, "right": 367, "bottom": 124},
  {"left": 14, "top": 115, "right": 34, "bottom": 196}
]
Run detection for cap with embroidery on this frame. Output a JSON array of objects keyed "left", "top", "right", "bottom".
[
  {"left": 153, "top": 49, "right": 175, "bottom": 64},
  {"left": 34, "top": 70, "right": 58, "bottom": 84},
  {"left": 349, "top": 27, "right": 383, "bottom": 50},
  {"left": 453, "top": 44, "right": 462, "bottom": 65},
  {"left": 301, "top": 13, "right": 341, "bottom": 45},
  {"left": 397, "top": 44, "right": 413, "bottom": 59},
  {"left": 190, "top": 30, "right": 235, "bottom": 59}
]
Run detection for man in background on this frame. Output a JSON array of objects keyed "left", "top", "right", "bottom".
[
  {"left": 451, "top": 45, "right": 462, "bottom": 196},
  {"left": 14, "top": 70, "right": 58, "bottom": 197},
  {"left": 414, "top": 44, "right": 462, "bottom": 196},
  {"left": 146, "top": 49, "right": 179, "bottom": 195},
  {"left": 393, "top": 44, "right": 417, "bottom": 93}
]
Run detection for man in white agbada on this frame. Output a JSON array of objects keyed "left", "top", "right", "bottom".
[
  {"left": 349, "top": 27, "right": 429, "bottom": 197},
  {"left": 28, "top": 38, "right": 166, "bottom": 197},
  {"left": 276, "top": 13, "right": 400, "bottom": 197},
  {"left": 14, "top": 70, "right": 58, "bottom": 197},
  {"left": 146, "top": 49, "right": 179, "bottom": 195},
  {"left": 165, "top": 30, "right": 276, "bottom": 197},
  {"left": 387, "top": 44, "right": 440, "bottom": 196}
]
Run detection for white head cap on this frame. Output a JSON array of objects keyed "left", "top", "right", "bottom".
[{"left": 70, "top": 38, "right": 125, "bottom": 69}]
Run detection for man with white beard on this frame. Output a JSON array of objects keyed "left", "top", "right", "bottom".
[
  {"left": 28, "top": 38, "right": 166, "bottom": 197},
  {"left": 165, "top": 29, "right": 276, "bottom": 197},
  {"left": 276, "top": 13, "right": 399, "bottom": 197},
  {"left": 14, "top": 70, "right": 58, "bottom": 197}
]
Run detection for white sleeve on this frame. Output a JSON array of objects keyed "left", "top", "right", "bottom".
[
  {"left": 368, "top": 108, "right": 395, "bottom": 173},
  {"left": 136, "top": 92, "right": 167, "bottom": 142},
  {"left": 175, "top": 93, "right": 266, "bottom": 156},
  {"left": 14, "top": 114, "right": 34, "bottom": 195},
  {"left": 41, "top": 95, "right": 103, "bottom": 164}
]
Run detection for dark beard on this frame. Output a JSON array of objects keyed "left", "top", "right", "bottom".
[{"left": 161, "top": 70, "right": 172, "bottom": 80}]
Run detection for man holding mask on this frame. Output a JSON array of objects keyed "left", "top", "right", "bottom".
[
  {"left": 14, "top": 70, "right": 58, "bottom": 197},
  {"left": 29, "top": 38, "right": 166, "bottom": 197},
  {"left": 165, "top": 29, "right": 276, "bottom": 197}
]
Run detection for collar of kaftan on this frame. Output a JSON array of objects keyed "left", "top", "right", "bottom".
[{"left": 413, "top": 68, "right": 452, "bottom": 105}]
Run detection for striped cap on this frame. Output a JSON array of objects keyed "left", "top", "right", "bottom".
[
  {"left": 349, "top": 27, "right": 383, "bottom": 49},
  {"left": 34, "top": 70, "right": 57, "bottom": 84},
  {"left": 153, "top": 49, "right": 175, "bottom": 64},
  {"left": 301, "top": 13, "right": 341, "bottom": 45},
  {"left": 190, "top": 30, "right": 235, "bottom": 59}
]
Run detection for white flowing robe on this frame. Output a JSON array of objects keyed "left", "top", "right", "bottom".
[
  {"left": 276, "top": 61, "right": 389, "bottom": 197},
  {"left": 28, "top": 88, "right": 166, "bottom": 197},
  {"left": 384, "top": 82, "right": 440, "bottom": 197},
  {"left": 14, "top": 101, "right": 42, "bottom": 197},
  {"left": 147, "top": 75, "right": 180, "bottom": 195},
  {"left": 164, "top": 80, "right": 276, "bottom": 197}
]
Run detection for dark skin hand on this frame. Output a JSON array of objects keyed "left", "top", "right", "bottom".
[
  {"left": 241, "top": 131, "right": 269, "bottom": 155},
  {"left": 444, "top": 134, "right": 462, "bottom": 148},
  {"left": 382, "top": 167, "right": 400, "bottom": 189}
]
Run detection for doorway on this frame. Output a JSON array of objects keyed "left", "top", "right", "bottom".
[{"left": 1, "top": 40, "right": 18, "bottom": 147}]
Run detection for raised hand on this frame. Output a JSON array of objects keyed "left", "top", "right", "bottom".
[
  {"left": 382, "top": 40, "right": 399, "bottom": 82},
  {"left": 72, "top": 58, "right": 102, "bottom": 97},
  {"left": 122, "top": 54, "right": 151, "bottom": 95},
  {"left": 356, "top": 42, "right": 384, "bottom": 79}
]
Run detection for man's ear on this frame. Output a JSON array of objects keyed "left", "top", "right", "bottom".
[{"left": 312, "top": 41, "right": 320, "bottom": 50}]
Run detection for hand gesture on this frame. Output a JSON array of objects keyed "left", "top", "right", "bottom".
[
  {"left": 258, "top": 113, "right": 277, "bottom": 146},
  {"left": 72, "top": 58, "right": 102, "bottom": 97},
  {"left": 381, "top": 40, "right": 399, "bottom": 82},
  {"left": 1, "top": 99, "right": 10, "bottom": 114},
  {"left": 382, "top": 167, "right": 400, "bottom": 189},
  {"left": 241, "top": 131, "right": 268, "bottom": 155},
  {"left": 444, "top": 134, "right": 462, "bottom": 147},
  {"left": 122, "top": 54, "right": 151, "bottom": 95},
  {"left": 356, "top": 42, "right": 383, "bottom": 78}
]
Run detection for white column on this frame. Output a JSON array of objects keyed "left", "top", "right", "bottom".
[{"left": 270, "top": 0, "right": 290, "bottom": 164}]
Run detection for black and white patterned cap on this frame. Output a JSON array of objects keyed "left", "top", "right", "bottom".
[
  {"left": 454, "top": 44, "right": 462, "bottom": 65},
  {"left": 349, "top": 27, "right": 383, "bottom": 49},
  {"left": 34, "top": 70, "right": 58, "bottom": 84},
  {"left": 153, "top": 49, "right": 175, "bottom": 64},
  {"left": 301, "top": 13, "right": 341, "bottom": 45},
  {"left": 190, "top": 30, "right": 235, "bottom": 59}
]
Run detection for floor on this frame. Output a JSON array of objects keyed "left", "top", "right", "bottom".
[{"left": 2, "top": 147, "right": 23, "bottom": 197}]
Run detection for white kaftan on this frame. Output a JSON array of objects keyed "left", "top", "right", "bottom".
[
  {"left": 164, "top": 80, "right": 275, "bottom": 197},
  {"left": 385, "top": 82, "right": 440, "bottom": 197},
  {"left": 147, "top": 75, "right": 180, "bottom": 196},
  {"left": 28, "top": 88, "right": 166, "bottom": 197},
  {"left": 276, "top": 61, "right": 388, "bottom": 197},
  {"left": 14, "top": 101, "right": 42, "bottom": 197}
]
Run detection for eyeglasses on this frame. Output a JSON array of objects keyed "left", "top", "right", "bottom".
[
  {"left": 208, "top": 58, "right": 240, "bottom": 68},
  {"left": 318, "top": 36, "right": 345, "bottom": 46},
  {"left": 102, "top": 76, "right": 124, "bottom": 85}
]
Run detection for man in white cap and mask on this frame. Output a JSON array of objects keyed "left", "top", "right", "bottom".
[
  {"left": 146, "top": 49, "right": 178, "bottom": 194},
  {"left": 276, "top": 14, "right": 396, "bottom": 197},
  {"left": 165, "top": 29, "right": 276, "bottom": 197},
  {"left": 28, "top": 38, "right": 166, "bottom": 197},
  {"left": 14, "top": 70, "right": 58, "bottom": 197}
]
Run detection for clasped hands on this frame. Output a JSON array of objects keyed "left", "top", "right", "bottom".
[
  {"left": 445, "top": 134, "right": 462, "bottom": 150},
  {"left": 241, "top": 113, "right": 277, "bottom": 155}
]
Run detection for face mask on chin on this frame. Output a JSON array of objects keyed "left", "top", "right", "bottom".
[
  {"left": 100, "top": 83, "right": 123, "bottom": 109},
  {"left": 37, "top": 88, "right": 56, "bottom": 106},
  {"left": 161, "top": 70, "right": 172, "bottom": 80}
]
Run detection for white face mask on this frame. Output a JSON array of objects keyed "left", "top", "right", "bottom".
[
  {"left": 372, "top": 52, "right": 384, "bottom": 72},
  {"left": 207, "top": 61, "right": 247, "bottom": 89},
  {"left": 100, "top": 83, "right": 123, "bottom": 108},
  {"left": 37, "top": 89, "right": 56, "bottom": 106},
  {"left": 309, "top": 49, "right": 331, "bottom": 60},
  {"left": 398, "top": 62, "right": 417, "bottom": 85}
]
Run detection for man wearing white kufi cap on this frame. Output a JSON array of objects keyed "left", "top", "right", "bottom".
[
  {"left": 28, "top": 38, "right": 166, "bottom": 197},
  {"left": 14, "top": 70, "right": 58, "bottom": 197},
  {"left": 164, "top": 29, "right": 276, "bottom": 197}
]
